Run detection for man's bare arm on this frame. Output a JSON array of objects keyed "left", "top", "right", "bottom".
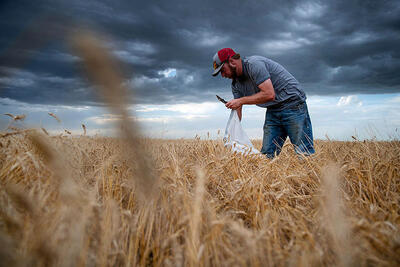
[
  {"left": 226, "top": 78, "right": 275, "bottom": 110},
  {"left": 239, "top": 78, "right": 275, "bottom": 105}
]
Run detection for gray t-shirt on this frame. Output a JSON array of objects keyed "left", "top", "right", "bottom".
[{"left": 231, "top": 56, "right": 306, "bottom": 110}]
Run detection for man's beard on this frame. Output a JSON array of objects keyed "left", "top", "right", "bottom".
[{"left": 228, "top": 64, "right": 237, "bottom": 79}]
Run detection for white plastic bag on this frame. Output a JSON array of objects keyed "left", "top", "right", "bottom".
[{"left": 223, "top": 110, "right": 260, "bottom": 155}]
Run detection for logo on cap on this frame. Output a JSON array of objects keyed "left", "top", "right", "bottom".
[{"left": 213, "top": 61, "right": 218, "bottom": 70}]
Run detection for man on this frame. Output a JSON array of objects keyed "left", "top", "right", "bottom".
[{"left": 212, "top": 48, "right": 315, "bottom": 158}]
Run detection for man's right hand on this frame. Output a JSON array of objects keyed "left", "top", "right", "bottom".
[
  {"left": 225, "top": 101, "right": 242, "bottom": 121},
  {"left": 226, "top": 98, "right": 243, "bottom": 110}
]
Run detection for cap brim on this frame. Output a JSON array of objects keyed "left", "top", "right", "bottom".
[{"left": 212, "top": 62, "right": 224, "bottom": 77}]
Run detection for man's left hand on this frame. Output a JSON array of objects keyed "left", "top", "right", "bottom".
[{"left": 226, "top": 98, "right": 243, "bottom": 110}]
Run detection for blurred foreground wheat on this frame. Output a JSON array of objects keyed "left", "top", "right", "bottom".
[{"left": 0, "top": 135, "right": 399, "bottom": 266}]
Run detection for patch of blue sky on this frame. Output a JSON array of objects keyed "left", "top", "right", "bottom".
[{"left": 158, "top": 68, "right": 177, "bottom": 78}]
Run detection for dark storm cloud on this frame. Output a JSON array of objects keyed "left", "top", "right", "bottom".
[{"left": 0, "top": 0, "right": 399, "bottom": 106}]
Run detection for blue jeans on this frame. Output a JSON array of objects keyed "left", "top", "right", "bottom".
[{"left": 260, "top": 102, "right": 315, "bottom": 158}]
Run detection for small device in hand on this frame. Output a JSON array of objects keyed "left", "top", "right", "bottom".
[{"left": 216, "top": 95, "right": 227, "bottom": 104}]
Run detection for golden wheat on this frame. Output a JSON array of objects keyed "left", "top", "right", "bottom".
[
  {"left": 48, "top": 112, "right": 61, "bottom": 123},
  {"left": 0, "top": 134, "right": 399, "bottom": 266},
  {"left": 82, "top": 124, "right": 87, "bottom": 136}
]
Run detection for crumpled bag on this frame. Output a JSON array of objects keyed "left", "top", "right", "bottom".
[{"left": 223, "top": 110, "right": 260, "bottom": 155}]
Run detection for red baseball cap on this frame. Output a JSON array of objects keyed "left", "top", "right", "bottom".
[{"left": 212, "top": 48, "right": 236, "bottom": 76}]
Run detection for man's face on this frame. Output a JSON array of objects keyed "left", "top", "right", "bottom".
[{"left": 220, "top": 62, "right": 236, "bottom": 79}]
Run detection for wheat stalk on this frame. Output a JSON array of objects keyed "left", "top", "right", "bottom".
[
  {"left": 48, "top": 112, "right": 61, "bottom": 123},
  {"left": 82, "top": 124, "right": 86, "bottom": 135}
]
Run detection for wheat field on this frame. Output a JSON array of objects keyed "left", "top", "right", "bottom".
[
  {"left": 0, "top": 132, "right": 399, "bottom": 266},
  {"left": 0, "top": 32, "right": 399, "bottom": 267}
]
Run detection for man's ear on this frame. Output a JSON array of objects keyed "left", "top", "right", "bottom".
[{"left": 228, "top": 57, "right": 236, "bottom": 67}]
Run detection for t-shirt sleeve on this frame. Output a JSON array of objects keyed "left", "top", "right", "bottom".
[
  {"left": 248, "top": 60, "right": 270, "bottom": 86},
  {"left": 231, "top": 84, "right": 243, "bottom": 99}
]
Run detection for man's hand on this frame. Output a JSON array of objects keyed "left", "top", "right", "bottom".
[{"left": 225, "top": 98, "right": 243, "bottom": 110}]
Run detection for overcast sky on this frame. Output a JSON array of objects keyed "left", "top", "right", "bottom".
[{"left": 1, "top": 0, "right": 399, "bottom": 140}]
